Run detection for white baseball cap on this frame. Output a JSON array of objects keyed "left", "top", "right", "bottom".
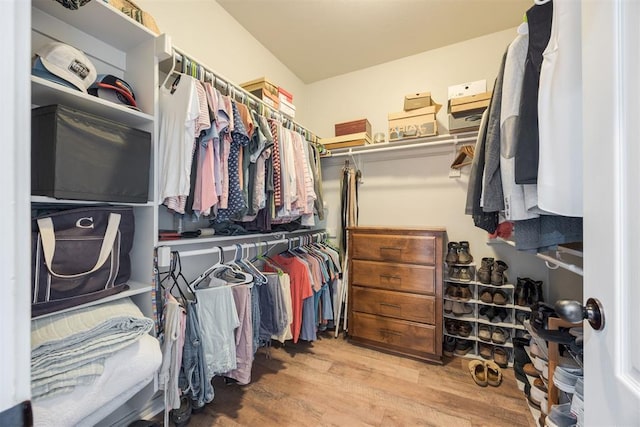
[{"left": 34, "top": 42, "right": 97, "bottom": 93}]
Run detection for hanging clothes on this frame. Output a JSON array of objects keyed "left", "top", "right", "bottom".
[
  {"left": 514, "top": 0, "right": 553, "bottom": 184},
  {"left": 158, "top": 74, "right": 199, "bottom": 213},
  {"left": 537, "top": 0, "right": 583, "bottom": 217},
  {"left": 340, "top": 161, "right": 360, "bottom": 254}
]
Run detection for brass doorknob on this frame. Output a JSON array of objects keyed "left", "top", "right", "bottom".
[{"left": 554, "top": 298, "right": 605, "bottom": 331}]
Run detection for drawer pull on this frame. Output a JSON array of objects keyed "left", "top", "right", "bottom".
[
  {"left": 379, "top": 303, "right": 401, "bottom": 309},
  {"left": 380, "top": 328, "right": 403, "bottom": 337},
  {"left": 380, "top": 246, "right": 402, "bottom": 253},
  {"left": 379, "top": 274, "right": 402, "bottom": 285}
]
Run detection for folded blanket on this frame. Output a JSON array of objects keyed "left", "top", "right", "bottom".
[
  {"left": 31, "top": 297, "right": 154, "bottom": 397},
  {"left": 33, "top": 334, "right": 162, "bottom": 426}
]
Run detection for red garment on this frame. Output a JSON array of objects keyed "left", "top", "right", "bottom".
[
  {"left": 489, "top": 221, "right": 514, "bottom": 239},
  {"left": 264, "top": 254, "right": 312, "bottom": 343}
]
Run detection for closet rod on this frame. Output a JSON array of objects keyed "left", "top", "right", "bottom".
[
  {"left": 170, "top": 46, "right": 321, "bottom": 145},
  {"left": 326, "top": 135, "right": 477, "bottom": 157},
  {"left": 172, "top": 231, "right": 326, "bottom": 258}
]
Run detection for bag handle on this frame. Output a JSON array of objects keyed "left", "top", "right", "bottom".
[{"left": 37, "top": 213, "right": 121, "bottom": 278}]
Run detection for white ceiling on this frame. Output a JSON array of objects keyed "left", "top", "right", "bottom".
[{"left": 216, "top": 0, "right": 531, "bottom": 83}]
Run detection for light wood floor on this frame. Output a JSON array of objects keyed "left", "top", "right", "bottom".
[{"left": 161, "top": 333, "right": 537, "bottom": 427}]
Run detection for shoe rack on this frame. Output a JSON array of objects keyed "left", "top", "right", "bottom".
[{"left": 443, "top": 253, "right": 531, "bottom": 367}]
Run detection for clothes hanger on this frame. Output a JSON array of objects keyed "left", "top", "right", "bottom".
[
  {"left": 169, "top": 251, "right": 197, "bottom": 303},
  {"left": 237, "top": 244, "right": 268, "bottom": 285},
  {"left": 451, "top": 144, "right": 475, "bottom": 169}
]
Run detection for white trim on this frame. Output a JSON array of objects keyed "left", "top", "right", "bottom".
[{"left": 0, "top": 0, "right": 31, "bottom": 412}]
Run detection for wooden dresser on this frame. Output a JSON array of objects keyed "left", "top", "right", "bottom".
[{"left": 347, "top": 227, "right": 445, "bottom": 364}]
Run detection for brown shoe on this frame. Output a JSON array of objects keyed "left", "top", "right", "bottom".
[
  {"left": 533, "top": 377, "right": 548, "bottom": 393},
  {"left": 478, "top": 324, "right": 492, "bottom": 342},
  {"left": 454, "top": 339, "right": 473, "bottom": 355},
  {"left": 493, "top": 347, "right": 510, "bottom": 368},
  {"left": 479, "top": 289, "right": 494, "bottom": 303},
  {"left": 457, "top": 321, "right": 473, "bottom": 338},
  {"left": 492, "top": 289, "right": 509, "bottom": 305},
  {"left": 479, "top": 343, "right": 493, "bottom": 359},
  {"left": 468, "top": 360, "right": 488, "bottom": 387},
  {"left": 491, "top": 327, "right": 510, "bottom": 345},
  {"left": 458, "top": 285, "right": 472, "bottom": 301},
  {"left": 523, "top": 362, "right": 540, "bottom": 377},
  {"left": 444, "top": 299, "right": 453, "bottom": 314}
]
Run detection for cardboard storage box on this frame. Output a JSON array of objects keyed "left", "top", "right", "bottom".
[
  {"left": 449, "top": 91, "right": 492, "bottom": 115},
  {"left": 241, "top": 77, "right": 279, "bottom": 98},
  {"left": 320, "top": 132, "right": 372, "bottom": 150},
  {"left": 279, "top": 97, "right": 296, "bottom": 118},
  {"left": 278, "top": 86, "right": 293, "bottom": 103},
  {"left": 31, "top": 104, "right": 151, "bottom": 203},
  {"left": 335, "top": 119, "right": 371, "bottom": 138},
  {"left": 404, "top": 92, "right": 432, "bottom": 111},
  {"left": 388, "top": 105, "right": 439, "bottom": 141},
  {"left": 447, "top": 91, "right": 491, "bottom": 133},
  {"left": 249, "top": 88, "right": 280, "bottom": 109},
  {"left": 448, "top": 112, "right": 485, "bottom": 134}
]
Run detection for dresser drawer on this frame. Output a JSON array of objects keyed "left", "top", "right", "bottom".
[
  {"left": 352, "top": 286, "right": 435, "bottom": 324},
  {"left": 351, "top": 234, "right": 436, "bottom": 265},
  {"left": 351, "top": 259, "right": 436, "bottom": 294},
  {"left": 351, "top": 312, "right": 436, "bottom": 355}
]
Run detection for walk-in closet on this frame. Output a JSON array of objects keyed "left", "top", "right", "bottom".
[{"left": 2, "top": 0, "right": 638, "bottom": 426}]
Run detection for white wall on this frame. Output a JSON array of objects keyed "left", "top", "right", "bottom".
[
  {"left": 135, "top": 0, "right": 309, "bottom": 123},
  {"left": 304, "top": 28, "right": 516, "bottom": 138}
]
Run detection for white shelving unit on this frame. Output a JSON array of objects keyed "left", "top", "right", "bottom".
[
  {"left": 30, "top": 0, "right": 161, "bottom": 424},
  {"left": 443, "top": 262, "right": 531, "bottom": 366}
]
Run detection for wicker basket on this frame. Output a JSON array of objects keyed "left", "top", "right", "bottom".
[{"left": 108, "top": 0, "right": 160, "bottom": 34}]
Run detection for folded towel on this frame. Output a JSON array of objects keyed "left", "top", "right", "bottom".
[{"left": 31, "top": 297, "right": 153, "bottom": 397}]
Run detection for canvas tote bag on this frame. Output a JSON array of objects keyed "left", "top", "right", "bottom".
[{"left": 31, "top": 206, "right": 134, "bottom": 317}]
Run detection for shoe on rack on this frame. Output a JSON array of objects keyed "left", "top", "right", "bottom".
[
  {"left": 493, "top": 346, "right": 510, "bottom": 368},
  {"left": 445, "top": 318, "right": 458, "bottom": 335},
  {"left": 486, "top": 360, "right": 503, "bottom": 387},
  {"left": 492, "top": 289, "right": 509, "bottom": 305},
  {"left": 445, "top": 284, "right": 458, "bottom": 300},
  {"left": 491, "top": 307, "right": 509, "bottom": 323},
  {"left": 479, "top": 288, "right": 494, "bottom": 304},
  {"left": 446, "top": 242, "right": 459, "bottom": 264},
  {"left": 478, "top": 324, "right": 492, "bottom": 341},
  {"left": 523, "top": 362, "right": 540, "bottom": 378},
  {"left": 491, "top": 327, "right": 510, "bottom": 345},
  {"left": 458, "top": 285, "right": 472, "bottom": 301},
  {"left": 515, "top": 311, "right": 529, "bottom": 326},
  {"left": 478, "top": 257, "right": 494, "bottom": 284},
  {"left": 452, "top": 302, "right": 474, "bottom": 317},
  {"left": 444, "top": 299, "right": 453, "bottom": 314},
  {"left": 491, "top": 260, "right": 509, "bottom": 286},
  {"left": 479, "top": 342, "right": 493, "bottom": 359},
  {"left": 468, "top": 360, "right": 488, "bottom": 387},
  {"left": 526, "top": 279, "right": 544, "bottom": 305},
  {"left": 454, "top": 338, "right": 473, "bottom": 355},
  {"left": 515, "top": 277, "right": 529, "bottom": 306},
  {"left": 450, "top": 267, "right": 462, "bottom": 281},
  {"left": 443, "top": 335, "right": 456, "bottom": 357},
  {"left": 479, "top": 305, "right": 496, "bottom": 322},
  {"left": 457, "top": 321, "right": 473, "bottom": 338},
  {"left": 458, "top": 267, "right": 472, "bottom": 282},
  {"left": 457, "top": 241, "right": 474, "bottom": 264}
]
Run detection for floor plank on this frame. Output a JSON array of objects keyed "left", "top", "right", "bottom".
[{"left": 155, "top": 334, "right": 537, "bottom": 426}]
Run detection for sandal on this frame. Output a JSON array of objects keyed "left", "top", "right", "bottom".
[
  {"left": 486, "top": 360, "right": 503, "bottom": 387},
  {"left": 468, "top": 360, "right": 488, "bottom": 387}
]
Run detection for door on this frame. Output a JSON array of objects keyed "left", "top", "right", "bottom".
[{"left": 583, "top": 0, "right": 640, "bottom": 424}]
